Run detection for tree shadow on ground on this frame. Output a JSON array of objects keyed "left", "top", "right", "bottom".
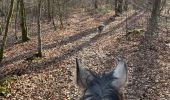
[
  {"left": 99, "top": 10, "right": 170, "bottom": 99},
  {"left": 127, "top": 31, "right": 169, "bottom": 99},
  {"left": 0, "top": 27, "right": 98, "bottom": 67},
  {"left": 0, "top": 10, "right": 145, "bottom": 77},
  {"left": 104, "top": 31, "right": 169, "bottom": 100}
]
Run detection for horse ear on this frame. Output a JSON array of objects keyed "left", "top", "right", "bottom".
[
  {"left": 76, "top": 58, "right": 95, "bottom": 89},
  {"left": 111, "top": 57, "right": 128, "bottom": 89}
]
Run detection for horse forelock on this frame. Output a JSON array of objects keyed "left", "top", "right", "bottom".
[{"left": 81, "top": 73, "right": 123, "bottom": 100}]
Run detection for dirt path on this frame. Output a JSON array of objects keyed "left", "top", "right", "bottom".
[{"left": 0, "top": 9, "right": 169, "bottom": 100}]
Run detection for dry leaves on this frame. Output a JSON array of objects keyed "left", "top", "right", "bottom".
[{"left": 0, "top": 9, "right": 169, "bottom": 100}]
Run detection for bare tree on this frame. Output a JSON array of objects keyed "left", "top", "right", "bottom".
[
  {"left": 19, "top": 0, "right": 30, "bottom": 42},
  {"left": 36, "top": 0, "right": 42, "bottom": 57},
  {"left": 14, "top": 0, "right": 20, "bottom": 40},
  {"left": 146, "top": 0, "right": 161, "bottom": 38},
  {"left": 47, "top": 0, "right": 52, "bottom": 22},
  {"left": 0, "top": 0, "right": 14, "bottom": 62},
  {"left": 55, "top": 0, "right": 71, "bottom": 29},
  {"left": 0, "top": 22, "right": 2, "bottom": 35},
  {"left": 0, "top": 9, "right": 5, "bottom": 17},
  {"left": 94, "top": 0, "right": 98, "bottom": 9},
  {"left": 115, "top": 0, "right": 129, "bottom": 15},
  {"left": 124, "top": 0, "right": 128, "bottom": 11},
  {"left": 51, "top": 0, "right": 56, "bottom": 30},
  {"left": 160, "top": 0, "right": 166, "bottom": 12},
  {"left": 56, "top": 0, "right": 64, "bottom": 29},
  {"left": 115, "top": 0, "right": 124, "bottom": 16}
]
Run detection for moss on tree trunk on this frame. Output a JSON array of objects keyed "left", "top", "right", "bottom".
[
  {"left": 19, "top": 0, "right": 30, "bottom": 42},
  {"left": 0, "top": 23, "right": 2, "bottom": 35},
  {"left": 0, "top": 0, "right": 14, "bottom": 62}
]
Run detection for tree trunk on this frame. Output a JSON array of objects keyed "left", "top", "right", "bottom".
[
  {"left": 94, "top": 0, "right": 98, "bottom": 9},
  {"left": 19, "top": 0, "right": 29, "bottom": 42},
  {"left": 146, "top": 0, "right": 161, "bottom": 39},
  {"left": 115, "top": 0, "right": 124, "bottom": 16},
  {"left": 118, "top": 0, "right": 123, "bottom": 13},
  {"left": 47, "top": 0, "right": 52, "bottom": 22},
  {"left": 150, "top": 0, "right": 161, "bottom": 23},
  {"left": 14, "top": 0, "right": 20, "bottom": 40},
  {"left": 0, "top": 9, "right": 5, "bottom": 17},
  {"left": 37, "top": 0, "right": 42, "bottom": 57},
  {"left": 56, "top": 0, "right": 63, "bottom": 29},
  {"left": 51, "top": 0, "right": 56, "bottom": 30},
  {"left": 160, "top": 0, "right": 166, "bottom": 12},
  {"left": 0, "top": 23, "right": 2, "bottom": 35},
  {"left": 124, "top": 0, "right": 128, "bottom": 11},
  {"left": 59, "top": 15, "right": 63, "bottom": 29},
  {"left": 115, "top": 0, "right": 118, "bottom": 14},
  {"left": 0, "top": 0, "right": 14, "bottom": 62}
]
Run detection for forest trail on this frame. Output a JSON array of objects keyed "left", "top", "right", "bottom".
[{"left": 0, "top": 9, "right": 170, "bottom": 100}]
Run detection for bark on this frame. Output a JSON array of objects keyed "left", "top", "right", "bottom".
[
  {"left": 146, "top": 0, "right": 161, "bottom": 38},
  {"left": 56, "top": 0, "right": 63, "bottom": 29},
  {"left": 115, "top": 0, "right": 118, "bottom": 14},
  {"left": 117, "top": 0, "right": 123, "bottom": 13},
  {"left": 124, "top": 0, "right": 128, "bottom": 11},
  {"left": 0, "top": 23, "right": 2, "bottom": 35},
  {"left": 47, "top": 0, "right": 52, "bottom": 22},
  {"left": 94, "top": 0, "right": 98, "bottom": 9},
  {"left": 14, "top": 0, "right": 20, "bottom": 40},
  {"left": 37, "top": 0, "right": 42, "bottom": 57},
  {"left": 0, "top": 9, "right": 5, "bottom": 17},
  {"left": 19, "top": 0, "right": 29, "bottom": 42},
  {"left": 0, "top": 0, "right": 14, "bottom": 62},
  {"left": 51, "top": 0, "right": 56, "bottom": 30},
  {"left": 115, "top": 0, "right": 124, "bottom": 15},
  {"left": 160, "top": 0, "right": 166, "bottom": 12}
]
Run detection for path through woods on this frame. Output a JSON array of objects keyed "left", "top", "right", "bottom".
[{"left": 0, "top": 9, "right": 169, "bottom": 99}]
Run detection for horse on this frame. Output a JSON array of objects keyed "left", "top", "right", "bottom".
[{"left": 76, "top": 57, "right": 127, "bottom": 100}]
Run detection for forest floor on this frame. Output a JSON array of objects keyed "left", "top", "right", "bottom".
[{"left": 0, "top": 9, "right": 170, "bottom": 100}]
